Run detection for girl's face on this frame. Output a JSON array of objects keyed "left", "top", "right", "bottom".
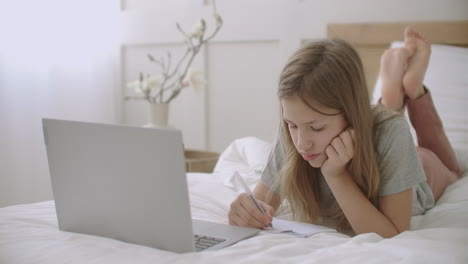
[{"left": 281, "top": 96, "right": 348, "bottom": 168}]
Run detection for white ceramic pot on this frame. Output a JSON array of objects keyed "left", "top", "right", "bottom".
[{"left": 144, "top": 103, "right": 169, "bottom": 128}]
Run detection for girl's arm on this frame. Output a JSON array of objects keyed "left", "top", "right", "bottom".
[
  {"left": 322, "top": 128, "right": 412, "bottom": 238},
  {"left": 325, "top": 173, "right": 412, "bottom": 238},
  {"left": 253, "top": 181, "right": 281, "bottom": 210}
]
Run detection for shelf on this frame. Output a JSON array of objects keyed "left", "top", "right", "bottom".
[{"left": 184, "top": 149, "right": 219, "bottom": 173}]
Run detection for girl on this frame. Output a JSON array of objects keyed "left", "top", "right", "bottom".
[{"left": 227, "top": 28, "right": 461, "bottom": 238}]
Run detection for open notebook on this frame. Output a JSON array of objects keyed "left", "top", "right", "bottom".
[
  {"left": 266, "top": 218, "right": 335, "bottom": 238},
  {"left": 232, "top": 170, "right": 336, "bottom": 238}
]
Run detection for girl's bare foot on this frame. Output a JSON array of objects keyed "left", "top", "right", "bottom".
[
  {"left": 380, "top": 47, "right": 412, "bottom": 111},
  {"left": 403, "top": 27, "right": 431, "bottom": 100}
]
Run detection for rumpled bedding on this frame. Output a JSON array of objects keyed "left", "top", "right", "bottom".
[{"left": 1, "top": 137, "right": 467, "bottom": 264}]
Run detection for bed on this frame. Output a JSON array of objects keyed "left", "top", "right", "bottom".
[{"left": 2, "top": 21, "right": 468, "bottom": 263}]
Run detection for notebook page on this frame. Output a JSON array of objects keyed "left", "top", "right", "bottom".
[{"left": 265, "top": 217, "right": 335, "bottom": 238}]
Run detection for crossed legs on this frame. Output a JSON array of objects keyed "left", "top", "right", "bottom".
[{"left": 379, "top": 27, "right": 461, "bottom": 201}]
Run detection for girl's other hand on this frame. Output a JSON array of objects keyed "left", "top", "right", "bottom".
[{"left": 321, "top": 128, "right": 355, "bottom": 178}]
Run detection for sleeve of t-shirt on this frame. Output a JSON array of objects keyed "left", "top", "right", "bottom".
[
  {"left": 260, "top": 130, "right": 286, "bottom": 194},
  {"left": 377, "top": 117, "right": 426, "bottom": 196}
]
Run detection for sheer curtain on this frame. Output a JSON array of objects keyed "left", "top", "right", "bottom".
[{"left": 0, "top": 0, "right": 120, "bottom": 207}]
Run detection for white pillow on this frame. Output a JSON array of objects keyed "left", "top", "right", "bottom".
[
  {"left": 213, "top": 137, "right": 272, "bottom": 191},
  {"left": 373, "top": 42, "right": 468, "bottom": 151}
]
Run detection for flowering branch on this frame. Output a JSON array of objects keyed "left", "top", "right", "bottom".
[{"left": 126, "top": 2, "right": 222, "bottom": 104}]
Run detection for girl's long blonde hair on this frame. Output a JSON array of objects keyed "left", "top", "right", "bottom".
[{"left": 277, "top": 39, "right": 383, "bottom": 232}]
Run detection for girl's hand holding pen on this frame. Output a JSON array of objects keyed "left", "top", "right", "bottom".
[
  {"left": 228, "top": 193, "right": 274, "bottom": 229},
  {"left": 229, "top": 171, "right": 274, "bottom": 229}
]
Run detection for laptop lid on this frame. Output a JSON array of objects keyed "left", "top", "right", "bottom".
[{"left": 43, "top": 118, "right": 195, "bottom": 253}]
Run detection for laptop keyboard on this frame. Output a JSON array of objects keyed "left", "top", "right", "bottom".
[{"left": 193, "top": 234, "right": 226, "bottom": 251}]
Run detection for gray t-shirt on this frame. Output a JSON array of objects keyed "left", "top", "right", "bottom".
[{"left": 261, "top": 116, "right": 435, "bottom": 217}]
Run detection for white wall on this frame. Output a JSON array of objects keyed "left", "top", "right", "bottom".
[
  {"left": 1, "top": 0, "right": 467, "bottom": 207},
  {"left": 0, "top": 1, "right": 120, "bottom": 207},
  {"left": 121, "top": 0, "right": 468, "bottom": 153}
]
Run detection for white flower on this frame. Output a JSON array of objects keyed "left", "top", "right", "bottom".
[
  {"left": 127, "top": 74, "right": 163, "bottom": 94},
  {"left": 184, "top": 68, "right": 206, "bottom": 93},
  {"left": 144, "top": 74, "right": 163, "bottom": 90},
  {"left": 191, "top": 19, "right": 206, "bottom": 38},
  {"left": 127, "top": 79, "right": 141, "bottom": 93}
]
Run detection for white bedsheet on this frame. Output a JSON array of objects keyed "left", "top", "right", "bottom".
[{"left": 1, "top": 139, "right": 468, "bottom": 264}]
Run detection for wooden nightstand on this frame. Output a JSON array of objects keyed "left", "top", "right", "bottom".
[{"left": 184, "top": 149, "right": 219, "bottom": 173}]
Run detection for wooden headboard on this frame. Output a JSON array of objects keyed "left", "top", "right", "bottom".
[{"left": 327, "top": 21, "right": 468, "bottom": 94}]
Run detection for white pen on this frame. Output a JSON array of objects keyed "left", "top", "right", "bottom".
[{"left": 233, "top": 171, "right": 273, "bottom": 228}]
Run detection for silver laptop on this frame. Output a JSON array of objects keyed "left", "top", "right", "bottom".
[{"left": 42, "top": 118, "right": 259, "bottom": 253}]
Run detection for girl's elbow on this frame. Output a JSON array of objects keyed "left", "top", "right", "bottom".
[
  {"left": 382, "top": 226, "right": 409, "bottom": 238},
  {"left": 381, "top": 232, "right": 399, "bottom": 239}
]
